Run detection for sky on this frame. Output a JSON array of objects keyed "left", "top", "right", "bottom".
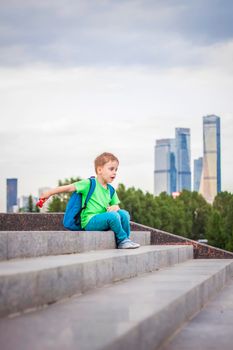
[{"left": 1, "top": 0, "right": 233, "bottom": 212}]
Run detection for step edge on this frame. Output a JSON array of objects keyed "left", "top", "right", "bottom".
[{"left": 0, "top": 246, "right": 193, "bottom": 318}]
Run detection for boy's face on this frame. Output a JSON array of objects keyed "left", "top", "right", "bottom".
[{"left": 97, "top": 160, "right": 119, "bottom": 183}]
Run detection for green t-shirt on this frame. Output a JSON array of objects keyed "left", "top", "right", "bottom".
[{"left": 73, "top": 178, "right": 120, "bottom": 228}]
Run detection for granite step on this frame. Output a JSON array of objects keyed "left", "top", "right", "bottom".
[
  {"left": 0, "top": 259, "right": 232, "bottom": 350},
  {"left": 160, "top": 277, "right": 233, "bottom": 350},
  {"left": 0, "top": 245, "right": 193, "bottom": 317},
  {"left": 0, "top": 230, "right": 151, "bottom": 260}
]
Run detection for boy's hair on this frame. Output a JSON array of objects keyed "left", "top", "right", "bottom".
[{"left": 94, "top": 152, "right": 119, "bottom": 173}]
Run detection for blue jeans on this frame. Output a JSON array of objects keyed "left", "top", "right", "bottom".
[{"left": 85, "top": 209, "right": 130, "bottom": 244}]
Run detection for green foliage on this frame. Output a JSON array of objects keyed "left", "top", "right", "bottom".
[
  {"left": 28, "top": 195, "right": 34, "bottom": 212},
  {"left": 206, "top": 209, "right": 227, "bottom": 249},
  {"left": 48, "top": 177, "right": 81, "bottom": 212},
  {"left": 20, "top": 194, "right": 40, "bottom": 212},
  {"left": 117, "top": 184, "right": 161, "bottom": 228},
  {"left": 117, "top": 185, "right": 233, "bottom": 252},
  {"left": 212, "top": 192, "right": 233, "bottom": 251},
  {"left": 176, "top": 190, "right": 211, "bottom": 240}
]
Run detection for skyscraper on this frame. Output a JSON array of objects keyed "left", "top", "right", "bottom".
[
  {"left": 154, "top": 139, "right": 176, "bottom": 196},
  {"left": 6, "top": 178, "right": 18, "bottom": 213},
  {"left": 193, "top": 157, "right": 203, "bottom": 192},
  {"left": 199, "top": 115, "right": 221, "bottom": 203},
  {"left": 175, "top": 128, "right": 191, "bottom": 192}
]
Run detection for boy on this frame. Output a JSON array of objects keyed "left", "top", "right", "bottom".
[{"left": 40, "top": 152, "right": 140, "bottom": 249}]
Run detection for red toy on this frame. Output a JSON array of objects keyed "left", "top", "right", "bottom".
[{"left": 36, "top": 198, "right": 46, "bottom": 208}]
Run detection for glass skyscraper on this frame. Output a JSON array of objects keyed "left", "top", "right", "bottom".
[
  {"left": 193, "top": 157, "right": 203, "bottom": 192},
  {"left": 199, "top": 115, "right": 221, "bottom": 203},
  {"left": 7, "top": 178, "right": 18, "bottom": 213},
  {"left": 154, "top": 139, "right": 176, "bottom": 196},
  {"left": 175, "top": 128, "right": 191, "bottom": 192}
]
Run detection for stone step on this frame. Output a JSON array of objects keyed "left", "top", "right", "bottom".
[
  {"left": 0, "top": 230, "right": 151, "bottom": 260},
  {"left": 0, "top": 259, "right": 232, "bottom": 350},
  {"left": 0, "top": 245, "right": 193, "bottom": 317},
  {"left": 160, "top": 277, "right": 233, "bottom": 350}
]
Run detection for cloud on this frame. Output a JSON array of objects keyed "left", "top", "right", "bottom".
[
  {"left": 1, "top": 0, "right": 233, "bottom": 67},
  {"left": 0, "top": 1, "right": 233, "bottom": 211},
  {"left": 1, "top": 64, "right": 232, "bottom": 175}
]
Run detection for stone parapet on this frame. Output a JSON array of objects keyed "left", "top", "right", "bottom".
[
  {"left": 0, "top": 213, "right": 64, "bottom": 231},
  {"left": 1, "top": 213, "right": 233, "bottom": 259},
  {"left": 131, "top": 221, "right": 233, "bottom": 259}
]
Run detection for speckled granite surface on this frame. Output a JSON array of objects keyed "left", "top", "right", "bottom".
[
  {"left": 1, "top": 213, "right": 233, "bottom": 259},
  {"left": 0, "top": 213, "right": 65, "bottom": 231},
  {"left": 130, "top": 222, "right": 233, "bottom": 259}
]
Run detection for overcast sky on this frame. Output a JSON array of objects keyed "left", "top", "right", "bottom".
[{"left": 1, "top": 0, "right": 233, "bottom": 211}]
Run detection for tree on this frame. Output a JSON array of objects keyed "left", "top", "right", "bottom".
[
  {"left": 28, "top": 195, "right": 34, "bottom": 212},
  {"left": 206, "top": 209, "right": 227, "bottom": 249},
  {"left": 176, "top": 190, "right": 211, "bottom": 240},
  {"left": 212, "top": 192, "right": 233, "bottom": 251},
  {"left": 117, "top": 184, "right": 161, "bottom": 228},
  {"left": 213, "top": 191, "right": 233, "bottom": 215},
  {"left": 48, "top": 177, "right": 81, "bottom": 212}
]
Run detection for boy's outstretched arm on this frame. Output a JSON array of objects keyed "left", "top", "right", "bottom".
[{"left": 40, "top": 184, "right": 76, "bottom": 201}]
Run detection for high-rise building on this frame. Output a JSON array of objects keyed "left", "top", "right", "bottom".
[
  {"left": 199, "top": 115, "right": 221, "bottom": 203},
  {"left": 6, "top": 178, "right": 18, "bottom": 213},
  {"left": 18, "top": 196, "right": 30, "bottom": 211},
  {"left": 175, "top": 128, "right": 191, "bottom": 192},
  {"left": 193, "top": 157, "right": 203, "bottom": 192},
  {"left": 154, "top": 139, "right": 176, "bottom": 196}
]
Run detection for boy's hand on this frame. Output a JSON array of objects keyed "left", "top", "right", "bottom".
[
  {"left": 40, "top": 192, "right": 51, "bottom": 201},
  {"left": 36, "top": 191, "right": 51, "bottom": 208},
  {"left": 107, "top": 205, "right": 120, "bottom": 212},
  {"left": 36, "top": 198, "right": 46, "bottom": 208}
]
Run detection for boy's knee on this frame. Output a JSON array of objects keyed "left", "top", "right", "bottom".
[
  {"left": 107, "top": 211, "right": 121, "bottom": 222},
  {"left": 118, "top": 209, "right": 130, "bottom": 220}
]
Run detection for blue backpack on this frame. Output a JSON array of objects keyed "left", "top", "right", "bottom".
[{"left": 63, "top": 177, "right": 115, "bottom": 231}]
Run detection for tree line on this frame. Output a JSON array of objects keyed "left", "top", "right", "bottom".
[
  {"left": 116, "top": 184, "right": 233, "bottom": 252},
  {"left": 30, "top": 177, "right": 233, "bottom": 252}
]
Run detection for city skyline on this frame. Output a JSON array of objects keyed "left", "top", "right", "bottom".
[
  {"left": 1, "top": 113, "right": 230, "bottom": 212},
  {"left": 5, "top": 115, "right": 223, "bottom": 211},
  {"left": 1, "top": 1, "right": 233, "bottom": 211},
  {"left": 154, "top": 115, "right": 222, "bottom": 202}
]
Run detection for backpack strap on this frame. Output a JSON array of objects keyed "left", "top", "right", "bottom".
[
  {"left": 82, "top": 178, "right": 115, "bottom": 209},
  {"left": 107, "top": 183, "right": 115, "bottom": 199},
  {"left": 83, "top": 177, "right": 96, "bottom": 209}
]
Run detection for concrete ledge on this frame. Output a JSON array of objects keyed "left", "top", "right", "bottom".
[
  {"left": 0, "top": 213, "right": 65, "bottom": 231},
  {"left": 0, "top": 245, "right": 193, "bottom": 317},
  {"left": 0, "top": 259, "right": 232, "bottom": 350},
  {"left": 1, "top": 213, "right": 233, "bottom": 259},
  {"left": 131, "top": 222, "right": 233, "bottom": 259},
  {"left": 0, "top": 231, "right": 150, "bottom": 260}
]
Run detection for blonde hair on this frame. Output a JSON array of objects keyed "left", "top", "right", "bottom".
[{"left": 94, "top": 152, "right": 119, "bottom": 173}]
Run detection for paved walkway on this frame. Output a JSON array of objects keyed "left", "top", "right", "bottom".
[{"left": 161, "top": 277, "right": 233, "bottom": 350}]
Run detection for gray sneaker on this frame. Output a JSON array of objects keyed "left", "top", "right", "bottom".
[
  {"left": 118, "top": 239, "right": 140, "bottom": 249},
  {"left": 129, "top": 241, "right": 140, "bottom": 248}
]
